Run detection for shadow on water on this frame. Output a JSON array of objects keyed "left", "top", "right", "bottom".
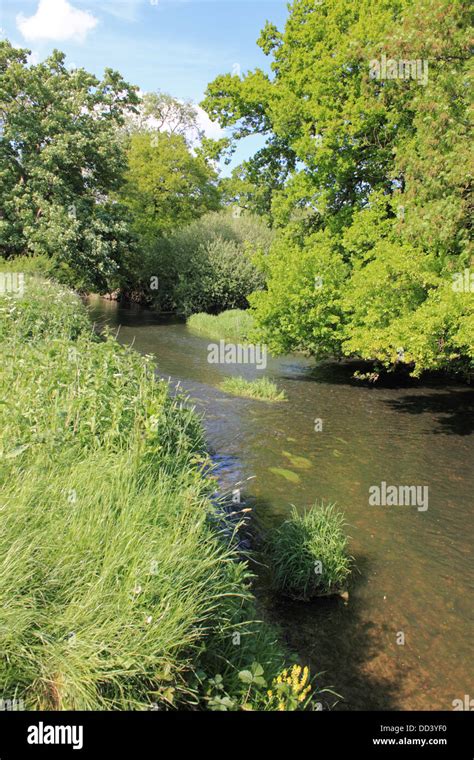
[
  {"left": 384, "top": 391, "right": 474, "bottom": 436},
  {"left": 283, "top": 357, "right": 472, "bottom": 390},
  {"left": 252, "top": 539, "right": 403, "bottom": 711}
]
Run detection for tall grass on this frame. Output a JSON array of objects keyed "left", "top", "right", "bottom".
[
  {"left": 187, "top": 309, "right": 254, "bottom": 342},
  {"left": 266, "top": 505, "right": 352, "bottom": 600},
  {"left": 0, "top": 276, "right": 289, "bottom": 710},
  {"left": 220, "top": 376, "right": 287, "bottom": 402}
]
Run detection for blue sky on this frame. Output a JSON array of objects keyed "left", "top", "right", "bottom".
[{"left": 1, "top": 0, "right": 289, "bottom": 173}]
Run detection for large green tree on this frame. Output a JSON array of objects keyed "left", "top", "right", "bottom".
[
  {"left": 202, "top": 0, "right": 473, "bottom": 375},
  {"left": 0, "top": 41, "right": 139, "bottom": 290},
  {"left": 120, "top": 131, "right": 221, "bottom": 244}
]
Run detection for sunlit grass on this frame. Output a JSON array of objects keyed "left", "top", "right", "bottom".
[
  {"left": 266, "top": 504, "right": 352, "bottom": 599},
  {"left": 0, "top": 276, "right": 288, "bottom": 710},
  {"left": 220, "top": 376, "right": 287, "bottom": 402},
  {"left": 187, "top": 309, "right": 254, "bottom": 342}
]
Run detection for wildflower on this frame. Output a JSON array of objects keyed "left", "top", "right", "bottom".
[{"left": 301, "top": 666, "right": 309, "bottom": 687}]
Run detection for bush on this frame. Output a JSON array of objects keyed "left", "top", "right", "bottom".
[
  {"left": 0, "top": 275, "right": 91, "bottom": 344},
  {"left": 220, "top": 376, "right": 286, "bottom": 402},
  {"left": 266, "top": 505, "right": 352, "bottom": 600},
  {"left": 187, "top": 309, "right": 254, "bottom": 341},
  {"left": 128, "top": 210, "right": 272, "bottom": 314}
]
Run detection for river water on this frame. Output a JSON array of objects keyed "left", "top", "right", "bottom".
[{"left": 87, "top": 296, "right": 473, "bottom": 711}]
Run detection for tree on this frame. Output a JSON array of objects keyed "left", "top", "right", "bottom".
[
  {"left": 124, "top": 90, "right": 204, "bottom": 143},
  {"left": 0, "top": 41, "right": 139, "bottom": 291},
  {"left": 202, "top": 0, "right": 473, "bottom": 376},
  {"left": 120, "top": 131, "right": 221, "bottom": 244}
]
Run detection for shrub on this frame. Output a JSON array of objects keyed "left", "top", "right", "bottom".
[
  {"left": 0, "top": 275, "right": 91, "bottom": 343},
  {"left": 129, "top": 210, "right": 272, "bottom": 314},
  {"left": 220, "top": 376, "right": 286, "bottom": 402},
  {"left": 266, "top": 505, "right": 352, "bottom": 599}
]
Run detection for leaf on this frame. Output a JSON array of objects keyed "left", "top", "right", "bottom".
[
  {"left": 251, "top": 662, "right": 264, "bottom": 677},
  {"left": 238, "top": 670, "right": 253, "bottom": 684}
]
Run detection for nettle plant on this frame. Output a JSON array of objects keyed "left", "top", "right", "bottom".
[{"left": 266, "top": 504, "right": 352, "bottom": 600}]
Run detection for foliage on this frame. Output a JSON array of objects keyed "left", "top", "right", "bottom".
[
  {"left": 220, "top": 376, "right": 286, "bottom": 402},
  {"left": 120, "top": 131, "right": 221, "bottom": 246},
  {"left": 187, "top": 309, "right": 254, "bottom": 341},
  {"left": 248, "top": 228, "right": 349, "bottom": 357},
  {"left": 0, "top": 275, "right": 91, "bottom": 344},
  {"left": 0, "top": 275, "right": 300, "bottom": 710},
  {"left": 265, "top": 665, "right": 313, "bottom": 711},
  {"left": 202, "top": 0, "right": 473, "bottom": 376},
  {"left": 129, "top": 210, "right": 271, "bottom": 314},
  {"left": 124, "top": 91, "right": 204, "bottom": 142},
  {"left": 0, "top": 41, "right": 139, "bottom": 292},
  {"left": 199, "top": 663, "right": 321, "bottom": 711},
  {"left": 266, "top": 505, "right": 352, "bottom": 599}
]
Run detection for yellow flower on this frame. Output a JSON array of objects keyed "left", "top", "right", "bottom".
[{"left": 301, "top": 666, "right": 309, "bottom": 687}]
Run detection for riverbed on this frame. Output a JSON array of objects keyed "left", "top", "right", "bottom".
[{"left": 87, "top": 296, "right": 474, "bottom": 711}]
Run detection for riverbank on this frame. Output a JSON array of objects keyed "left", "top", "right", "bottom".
[
  {"left": 84, "top": 295, "right": 474, "bottom": 710},
  {"left": 0, "top": 275, "right": 322, "bottom": 711}
]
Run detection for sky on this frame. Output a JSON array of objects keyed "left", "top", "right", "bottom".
[{"left": 1, "top": 0, "right": 289, "bottom": 174}]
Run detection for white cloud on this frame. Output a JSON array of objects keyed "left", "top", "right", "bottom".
[
  {"left": 194, "top": 105, "right": 226, "bottom": 141},
  {"left": 130, "top": 92, "right": 225, "bottom": 144},
  {"left": 27, "top": 51, "right": 40, "bottom": 65},
  {"left": 17, "top": 0, "right": 98, "bottom": 44}
]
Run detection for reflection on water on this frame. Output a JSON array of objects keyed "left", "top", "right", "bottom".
[{"left": 87, "top": 296, "right": 474, "bottom": 710}]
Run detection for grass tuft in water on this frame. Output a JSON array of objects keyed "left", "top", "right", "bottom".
[
  {"left": 266, "top": 504, "right": 352, "bottom": 600},
  {"left": 220, "top": 376, "right": 287, "bottom": 402}
]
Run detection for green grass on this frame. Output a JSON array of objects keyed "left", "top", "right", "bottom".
[
  {"left": 0, "top": 276, "right": 294, "bottom": 710},
  {"left": 220, "top": 376, "right": 287, "bottom": 402},
  {"left": 187, "top": 309, "right": 254, "bottom": 342},
  {"left": 266, "top": 505, "right": 352, "bottom": 600}
]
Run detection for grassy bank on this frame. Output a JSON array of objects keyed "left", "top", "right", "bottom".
[
  {"left": 187, "top": 309, "right": 254, "bottom": 342},
  {"left": 0, "top": 275, "right": 305, "bottom": 711}
]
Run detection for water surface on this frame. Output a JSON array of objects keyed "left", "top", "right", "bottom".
[{"left": 87, "top": 296, "right": 474, "bottom": 711}]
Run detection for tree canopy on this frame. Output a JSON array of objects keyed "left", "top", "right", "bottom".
[
  {"left": 119, "top": 130, "right": 221, "bottom": 243},
  {"left": 202, "top": 0, "right": 473, "bottom": 375},
  {"left": 0, "top": 41, "right": 139, "bottom": 291}
]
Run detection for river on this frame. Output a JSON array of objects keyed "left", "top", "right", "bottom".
[{"left": 87, "top": 296, "right": 473, "bottom": 711}]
